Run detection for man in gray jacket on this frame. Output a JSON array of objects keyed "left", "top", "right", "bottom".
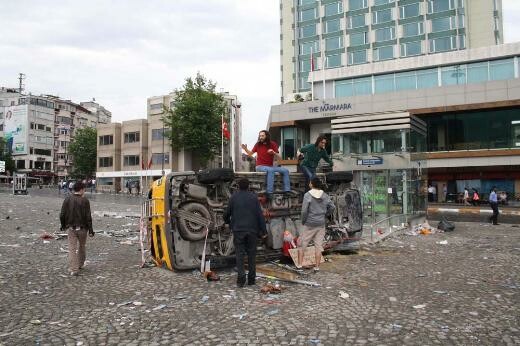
[{"left": 298, "top": 177, "right": 335, "bottom": 271}]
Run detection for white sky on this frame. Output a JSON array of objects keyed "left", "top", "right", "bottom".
[{"left": 1, "top": 0, "right": 519, "bottom": 145}]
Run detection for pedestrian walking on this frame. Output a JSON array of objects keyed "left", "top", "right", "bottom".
[
  {"left": 241, "top": 130, "right": 292, "bottom": 200},
  {"left": 298, "top": 177, "right": 335, "bottom": 271},
  {"left": 297, "top": 136, "right": 333, "bottom": 192},
  {"left": 463, "top": 187, "right": 470, "bottom": 205},
  {"left": 472, "top": 189, "right": 480, "bottom": 206},
  {"left": 223, "top": 178, "right": 267, "bottom": 287},
  {"left": 59, "top": 181, "right": 94, "bottom": 276},
  {"left": 489, "top": 186, "right": 499, "bottom": 225},
  {"left": 427, "top": 185, "right": 434, "bottom": 202}
]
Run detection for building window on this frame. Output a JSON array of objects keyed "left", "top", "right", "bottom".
[
  {"left": 149, "top": 103, "right": 163, "bottom": 110},
  {"left": 299, "top": 40, "right": 320, "bottom": 55},
  {"left": 400, "top": 41, "right": 422, "bottom": 57},
  {"left": 373, "top": 45, "right": 394, "bottom": 61},
  {"left": 372, "top": 9, "right": 392, "bottom": 25},
  {"left": 348, "top": 50, "right": 367, "bottom": 65},
  {"left": 299, "top": 74, "right": 311, "bottom": 90},
  {"left": 326, "top": 54, "right": 342, "bottom": 68},
  {"left": 374, "top": 0, "right": 395, "bottom": 5},
  {"left": 375, "top": 27, "right": 395, "bottom": 42},
  {"left": 123, "top": 155, "right": 140, "bottom": 167},
  {"left": 325, "top": 36, "right": 343, "bottom": 51},
  {"left": 427, "top": 0, "right": 458, "bottom": 14},
  {"left": 16, "top": 160, "right": 26, "bottom": 169},
  {"left": 152, "top": 128, "right": 165, "bottom": 140},
  {"left": 324, "top": 18, "right": 341, "bottom": 33},
  {"left": 298, "top": 0, "right": 316, "bottom": 5},
  {"left": 299, "top": 24, "right": 316, "bottom": 38},
  {"left": 347, "top": 14, "right": 366, "bottom": 29},
  {"left": 349, "top": 0, "right": 368, "bottom": 11},
  {"left": 151, "top": 153, "right": 170, "bottom": 165},
  {"left": 37, "top": 124, "right": 45, "bottom": 131},
  {"left": 0, "top": 124, "right": 3, "bottom": 131},
  {"left": 416, "top": 68, "right": 439, "bottom": 88},
  {"left": 124, "top": 132, "right": 140, "bottom": 143},
  {"left": 374, "top": 74, "right": 395, "bottom": 93},
  {"left": 467, "top": 61, "right": 488, "bottom": 84},
  {"left": 402, "top": 22, "right": 424, "bottom": 37},
  {"left": 34, "top": 148, "right": 51, "bottom": 156},
  {"left": 400, "top": 3, "right": 420, "bottom": 19},
  {"left": 441, "top": 65, "right": 467, "bottom": 86},
  {"left": 99, "top": 135, "right": 113, "bottom": 146},
  {"left": 324, "top": 2, "right": 342, "bottom": 17},
  {"left": 350, "top": 31, "right": 368, "bottom": 46},
  {"left": 489, "top": 58, "right": 515, "bottom": 81},
  {"left": 429, "top": 35, "right": 457, "bottom": 53},
  {"left": 299, "top": 8, "right": 317, "bottom": 22},
  {"left": 395, "top": 71, "right": 417, "bottom": 91},
  {"left": 431, "top": 16, "right": 459, "bottom": 33},
  {"left": 99, "top": 157, "right": 113, "bottom": 168},
  {"left": 300, "top": 59, "right": 311, "bottom": 72}
]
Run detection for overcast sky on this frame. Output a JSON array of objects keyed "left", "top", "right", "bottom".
[{"left": 1, "top": 0, "right": 519, "bottom": 145}]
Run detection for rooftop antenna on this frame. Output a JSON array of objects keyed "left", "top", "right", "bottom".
[{"left": 18, "top": 73, "right": 26, "bottom": 94}]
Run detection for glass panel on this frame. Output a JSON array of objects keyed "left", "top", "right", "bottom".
[
  {"left": 300, "top": 75, "right": 311, "bottom": 90},
  {"left": 402, "top": 22, "right": 423, "bottom": 37},
  {"left": 375, "top": 27, "right": 395, "bottom": 41},
  {"left": 326, "top": 54, "right": 342, "bottom": 68},
  {"left": 373, "top": 9, "right": 392, "bottom": 24},
  {"left": 395, "top": 71, "right": 417, "bottom": 91},
  {"left": 441, "top": 65, "right": 466, "bottom": 86},
  {"left": 300, "top": 24, "right": 316, "bottom": 38},
  {"left": 374, "top": 0, "right": 394, "bottom": 5},
  {"left": 431, "top": 16, "right": 452, "bottom": 32},
  {"left": 300, "top": 59, "right": 311, "bottom": 72},
  {"left": 467, "top": 62, "right": 488, "bottom": 84},
  {"left": 374, "top": 45, "right": 394, "bottom": 61},
  {"left": 349, "top": 0, "right": 367, "bottom": 11},
  {"left": 400, "top": 3, "right": 420, "bottom": 19},
  {"left": 400, "top": 41, "right": 422, "bottom": 56},
  {"left": 417, "top": 68, "right": 438, "bottom": 88},
  {"left": 353, "top": 77, "right": 372, "bottom": 95},
  {"left": 374, "top": 74, "right": 395, "bottom": 93},
  {"left": 349, "top": 14, "right": 365, "bottom": 28},
  {"left": 300, "top": 41, "right": 320, "bottom": 54},
  {"left": 349, "top": 50, "right": 367, "bottom": 65},
  {"left": 299, "top": 0, "right": 315, "bottom": 5},
  {"left": 336, "top": 80, "right": 354, "bottom": 97},
  {"left": 350, "top": 32, "right": 367, "bottom": 45},
  {"left": 428, "top": 0, "right": 453, "bottom": 13},
  {"left": 300, "top": 8, "right": 316, "bottom": 21},
  {"left": 430, "top": 36, "right": 456, "bottom": 52},
  {"left": 325, "top": 2, "right": 342, "bottom": 16},
  {"left": 324, "top": 18, "right": 340, "bottom": 33},
  {"left": 489, "top": 58, "right": 515, "bottom": 81},
  {"left": 326, "top": 36, "right": 343, "bottom": 50},
  {"left": 282, "top": 128, "right": 296, "bottom": 160}
]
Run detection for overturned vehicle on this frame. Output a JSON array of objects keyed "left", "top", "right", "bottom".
[{"left": 143, "top": 169, "right": 363, "bottom": 270}]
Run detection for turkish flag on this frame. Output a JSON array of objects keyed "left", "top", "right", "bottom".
[
  {"left": 148, "top": 157, "right": 153, "bottom": 169},
  {"left": 222, "top": 119, "right": 231, "bottom": 140}
]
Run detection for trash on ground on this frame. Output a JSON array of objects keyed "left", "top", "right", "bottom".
[
  {"left": 437, "top": 218, "right": 455, "bottom": 232},
  {"left": 436, "top": 240, "right": 448, "bottom": 245},
  {"left": 390, "top": 324, "right": 402, "bottom": 330},
  {"left": 389, "top": 297, "right": 397, "bottom": 302},
  {"left": 152, "top": 304, "right": 166, "bottom": 311},
  {"left": 406, "top": 221, "right": 442, "bottom": 236},
  {"left": 266, "top": 309, "right": 279, "bottom": 316},
  {"left": 413, "top": 304, "right": 426, "bottom": 309},
  {"left": 30, "top": 319, "right": 42, "bottom": 325},
  {"left": 116, "top": 301, "right": 132, "bottom": 308},
  {"left": 433, "top": 290, "right": 448, "bottom": 294},
  {"left": 339, "top": 291, "right": 349, "bottom": 299},
  {"left": 39, "top": 232, "right": 54, "bottom": 240},
  {"left": 232, "top": 313, "right": 247, "bottom": 320},
  {"left": 204, "top": 271, "right": 220, "bottom": 281},
  {"left": 201, "top": 295, "right": 209, "bottom": 303},
  {"left": 260, "top": 283, "right": 284, "bottom": 294},
  {"left": 309, "top": 339, "right": 321, "bottom": 345}
]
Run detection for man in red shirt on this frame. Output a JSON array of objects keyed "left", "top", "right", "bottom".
[{"left": 241, "top": 130, "right": 291, "bottom": 197}]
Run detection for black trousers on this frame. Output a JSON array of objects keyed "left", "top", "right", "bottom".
[
  {"left": 489, "top": 202, "right": 499, "bottom": 224},
  {"left": 233, "top": 231, "right": 257, "bottom": 284}
]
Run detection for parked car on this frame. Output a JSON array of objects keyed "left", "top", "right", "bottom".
[{"left": 143, "top": 169, "right": 363, "bottom": 271}]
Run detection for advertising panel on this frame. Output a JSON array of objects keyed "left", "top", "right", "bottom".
[{"left": 3, "top": 105, "right": 28, "bottom": 155}]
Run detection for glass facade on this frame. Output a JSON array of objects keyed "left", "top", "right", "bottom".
[
  {"left": 374, "top": 45, "right": 394, "bottom": 61},
  {"left": 348, "top": 14, "right": 365, "bottom": 29},
  {"left": 400, "top": 41, "right": 422, "bottom": 57},
  {"left": 375, "top": 27, "right": 395, "bottom": 42},
  {"left": 350, "top": 32, "right": 368, "bottom": 46},
  {"left": 349, "top": 0, "right": 368, "bottom": 11},
  {"left": 326, "top": 54, "right": 342, "bottom": 68},
  {"left": 325, "top": 36, "right": 343, "bottom": 51},
  {"left": 324, "top": 18, "right": 340, "bottom": 33},
  {"left": 400, "top": 3, "right": 420, "bottom": 19},
  {"left": 280, "top": 127, "right": 310, "bottom": 160},
  {"left": 402, "top": 22, "right": 423, "bottom": 37},
  {"left": 325, "top": 2, "right": 342, "bottom": 17},
  {"left": 335, "top": 57, "right": 518, "bottom": 97},
  {"left": 372, "top": 9, "right": 392, "bottom": 25},
  {"left": 426, "top": 108, "right": 520, "bottom": 151}
]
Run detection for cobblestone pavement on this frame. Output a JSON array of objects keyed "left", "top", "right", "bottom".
[{"left": 0, "top": 190, "right": 519, "bottom": 345}]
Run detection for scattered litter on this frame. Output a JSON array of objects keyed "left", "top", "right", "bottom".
[
  {"left": 442, "top": 310, "right": 450, "bottom": 314},
  {"left": 132, "top": 301, "right": 143, "bottom": 306},
  {"left": 30, "top": 319, "right": 42, "bottom": 325},
  {"left": 39, "top": 232, "right": 54, "bottom": 240},
  {"left": 416, "top": 274, "right": 426, "bottom": 278},
  {"left": 96, "top": 276, "right": 106, "bottom": 279},
  {"left": 59, "top": 247, "right": 69, "bottom": 253},
  {"left": 204, "top": 271, "right": 220, "bottom": 281},
  {"left": 76, "top": 342, "right": 84, "bottom": 346},
  {"left": 152, "top": 304, "right": 167, "bottom": 311},
  {"left": 201, "top": 295, "right": 209, "bottom": 303},
  {"left": 469, "top": 311, "right": 479, "bottom": 316},
  {"left": 28, "top": 290, "right": 42, "bottom": 295},
  {"left": 266, "top": 309, "right": 279, "bottom": 316},
  {"left": 154, "top": 296, "right": 169, "bottom": 301},
  {"left": 389, "top": 297, "right": 397, "bottom": 302},
  {"left": 436, "top": 240, "right": 448, "bottom": 245},
  {"left": 390, "top": 324, "right": 402, "bottom": 330},
  {"left": 437, "top": 218, "right": 455, "bottom": 232},
  {"left": 406, "top": 221, "right": 442, "bottom": 236},
  {"left": 260, "top": 283, "right": 284, "bottom": 294},
  {"left": 116, "top": 301, "right": 132, "bottom": 308},
  {"left": 43, "top": 240, "right": 50, "bottom": 244},
  {"left": 173, "top": 295, "right": 188, "bottom": 300},
  {"left": 309, "top": 339, "right": 321, "bottom": 345},
  {"left": 339, "top": 291, "right": 349, "bottom": 299},
  {"left": 441, "top": 326, "right": 450, "bottom": 331},
  {"left": 0, "top": 332, "right": 13, "bottom": 337},
  {"left": 222, "top": 295, "right": 233, "bottom": 299},
  {"left": 433, "top": 290, "right": 448, "bottom": 294},
  {"left": 0, "top": 244, "right": 21, "bottom": 248},
  {"left": 413, "top": 304, "right": 426, "bottom": 309},
  {"left": 494, "top": 294, "right": 501, "bottom": 299},
  {"left": 232, "top": 313, "right": 247, "bottom": 320}
]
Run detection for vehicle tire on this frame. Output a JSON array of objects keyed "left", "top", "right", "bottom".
[
  {"left": 325, "top": 171, "right": 353, "bottom": 184},
  {"left": 197, "top": 168, "right": 234, "bottom": 184},
  {"left": 178, "top": 203, "right": 212, "bottom": 241}
]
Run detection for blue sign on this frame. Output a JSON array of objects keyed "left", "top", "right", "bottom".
[{"left": 357, "top": 158, "right": 383, "bottom": 165}]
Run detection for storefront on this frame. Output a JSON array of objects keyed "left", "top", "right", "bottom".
[{"left": 95, "top": 169, "right": 171, "bottom": 193}]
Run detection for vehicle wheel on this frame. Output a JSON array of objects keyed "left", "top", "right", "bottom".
[
  {"left": 197, "top": 168, "right": 234, "bottom": 184},
  {"left": 325, "top": 171, "right": 353, "bottom": 184},
  {"left": 178, "top": 203, "right": 212, "bottom": 241}
]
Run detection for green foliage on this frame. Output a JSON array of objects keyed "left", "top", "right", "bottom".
[
  {"left": 162, "top": 73, "right": 227, "bottom": 167},
  {"left": 0, "top": 137, "right": 15, "bottom": 174},
  {"left": 68, "top": 127, "right": 97, "bottom": 178}
]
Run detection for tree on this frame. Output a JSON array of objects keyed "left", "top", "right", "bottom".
[
  {"left": 0, "top": 137, "right": 15, "bottom": 175},
  {"left": 68, "top": 127, "right": 97, "bottom": 178},
  {"left": 162, "top": 73, "right": 227, "bottom": 167}
]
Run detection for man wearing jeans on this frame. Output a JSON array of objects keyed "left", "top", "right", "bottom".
[
  {"left": 298, "top": 136, "right": 333, "bottom": 192},
  {"left": 241, "top": 130, "right": 291, "bottom": 198}
]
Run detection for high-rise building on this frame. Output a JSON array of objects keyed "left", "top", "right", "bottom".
[
  {"left": 80, "top": 100, "right": 112, "bottom": 124},
  {"left": 280, "top": 0, "right": 503, "bottom": 102}
]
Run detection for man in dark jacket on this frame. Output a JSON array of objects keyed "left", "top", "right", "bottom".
[
  {"left": 224, "top": 178, "right": 267, "bottom": 287},
  {"left": 60, "top": 181, "right": 94, "bottom": 276}
]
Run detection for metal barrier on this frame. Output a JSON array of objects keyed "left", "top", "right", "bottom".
[{"left": 367, "top": 214, "right": 412, "bottom": 242}]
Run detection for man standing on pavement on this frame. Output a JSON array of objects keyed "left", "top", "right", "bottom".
[
  {"left": 241, "top": 130, "right": 292, "bottom": 199},
  {"left": 297, "top": 136, "right": 333, "bottom": 191},
  {"left": 298, "top": 177, "right": 335, "bottom": 271},
  {"left": 224, "top": 178, "right": 267, "bottom": 287},
  {"left": 489, "top": 186, "right": 499, "bottom": 225},
  {"left": 60, "top": 181, "right": 94, "bottom": 276}
]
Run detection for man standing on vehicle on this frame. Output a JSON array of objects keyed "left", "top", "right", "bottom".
[
  {"left": 298, "top": 177, "right": 335, "bottom": 271},
  {"left": 60, "top": 181, "right": 94, "bottom": 276},
  {"left": 489, "top": 186, "right": 499, "bottom": 225},
  {"left": 241, "top": 130, "right": 292, "bottom": 199},
  {"left": 297, "top": 136, "right": 333, "bottom": 192},
  {"left": 224, "top": 178, "right": 267, "bottom": 287}
]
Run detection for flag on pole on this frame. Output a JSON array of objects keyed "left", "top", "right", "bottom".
[
  {"left": 222, "top": 119, "right": 231, "bottom": 140},
  {"left": 147, "top": 157, "right": 153, "bottom": 169},
  {"left": 310, "top": 48, "right": 315, "bottom": 72}
]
